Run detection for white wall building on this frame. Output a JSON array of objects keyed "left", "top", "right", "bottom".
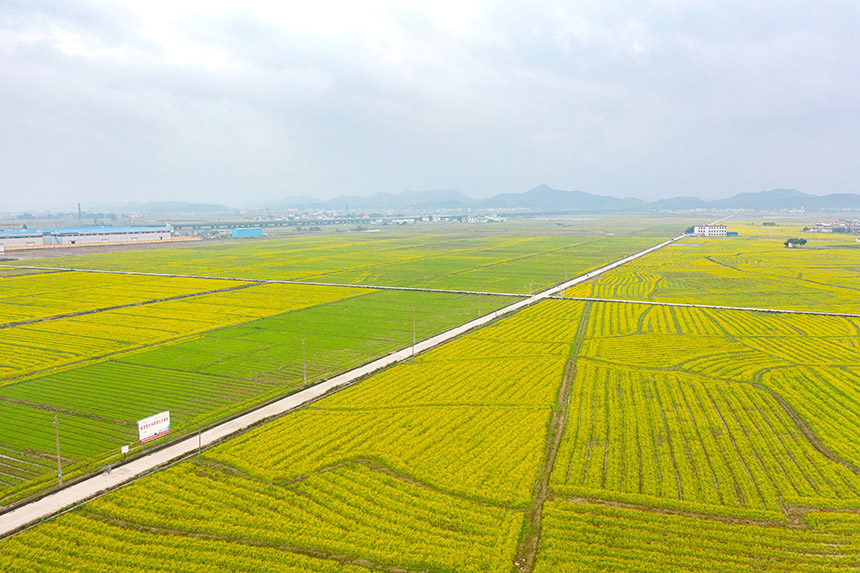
[{"left": 693, "top": 225, "right": 727, "bottom": 237}]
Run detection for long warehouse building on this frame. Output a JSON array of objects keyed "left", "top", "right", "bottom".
[{"left": 0, "top": 226, "right": 173, "bottom": 249}]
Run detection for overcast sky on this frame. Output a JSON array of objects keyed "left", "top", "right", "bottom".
[{"left": 2, "top": 1, "right": 859, "bottom": 209}]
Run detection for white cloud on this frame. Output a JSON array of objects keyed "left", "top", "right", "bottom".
[{"left": 1, "top": 1, "right": 859, "bottom": 207}]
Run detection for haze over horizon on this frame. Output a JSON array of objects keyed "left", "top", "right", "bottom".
[{"left": 2, "top": 1, "right": 859, "bottom": 210}]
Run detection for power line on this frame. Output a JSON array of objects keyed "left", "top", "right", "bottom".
[
  {"left": 53, "top": 414, "right": 62, "bottom": 487},
  {"left": 302, "top": 336, "right": 307, "bottom": 384}
]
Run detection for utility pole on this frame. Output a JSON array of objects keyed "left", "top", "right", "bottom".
[
  {"left": 302, "top": 337, "right": 307, "bottom": 384},
  {"left": 54, "top": 414, "right": 62, "bottom": 486},
  {"left": 198, "top": 426, "right": 201, "bottom": 458},
  {"left": 412, "top": 306, "right": 416, "bottom": 362},
  {"left": 478, "top": 291, "right": 481, "bottom": 316}
]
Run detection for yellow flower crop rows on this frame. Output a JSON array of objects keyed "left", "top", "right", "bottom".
[
  {"left": 535, "top": 501, "right": 860, "bottom": 572},
  {"left": 1, "top": 512, "right": 381, "bottom": 572},
  {"left": 580, "top": 331, "right": 751, "bottom": 368},
  {"left": 76, "top": 463, "right": 522, "bottom": 572},
  {"left": 566, "top": 235, "right": 860, "bottom": 313},
  {"left": 4, "top": 272, "right": 860, "bottom": 570},
  {"left": 762, "top": 366, "right": 860, "bottom": 470},
  {"left": 553, "top": 300, "right": 860, "bottom": 514},
  {"left": 0, "top": 283, "right": 367, "bottom": 382},
  {"left": 0, "top": 271, "right": 232, "bottom": 323},
  {"left": 2, "top": 298, "right": 586, "bottom": 571},
  {"left": 209, "top": 299, "right": 585, "bottom": 506},
  {"left": 6, "top": 233, "right": 655, "bottom": 293},
  {"left": 552, "top": 360, "right": 860, "bottom": 512}
]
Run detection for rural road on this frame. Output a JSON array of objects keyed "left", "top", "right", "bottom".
[{"left": 0, "top": 234, "right": 681, "bottom": 538}]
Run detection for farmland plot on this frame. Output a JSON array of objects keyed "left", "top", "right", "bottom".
[
  {"left": 5, "top": 229, "right": 860, "bottom": 571},
  {"left": 0, "top": 272, "right": 231, "bottom": 323},
  {"left": 536, "top": 501, "right": 860, "bottom": 572},
  {"left": 565, "top": 236, "right": 860, "bottom": 313},
  {"left": 0, "top": 282, "right": 365, "bottom": 382},
  {"left": 0, "top": 289, "right": 511, "bottom": 503},
  {"left": 1, "top": 300, "right": 587, "bottom": 570},
  {"left": 6, "top": 234, "right": 655, "bottom": 293},
  {"left": 5, "top": 298, "right": 860, "bottom": 570},
  {"left": 553, "top": 301, "right": 860, "bottom": 512}
]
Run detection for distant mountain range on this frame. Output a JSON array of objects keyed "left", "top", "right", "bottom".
[
  {"left": 134, "top": 201, "right": 235, "bottom": 214},
  {"left": 271, "top": 185, "right": 860, "bottom": 213},
  {"left": 71, "top": 187, "right": 860, "bottom": 215},
  {"left": 79, "top": 201, "right": 236, "bottom": 214},
  {"left": 271, "top": 189, "right": 476, "bottom": 211}
]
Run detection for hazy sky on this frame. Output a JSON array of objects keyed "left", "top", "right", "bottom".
[{"left": 2, "top": 1, "right": 859, "bottom": 209}]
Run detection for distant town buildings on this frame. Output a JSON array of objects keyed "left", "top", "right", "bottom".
[
  {"left": 804, "top": 219, "right": 860, "bottom": 233},
  {"left": 465, "top": 215, "right": 507, "bottom": 224}
]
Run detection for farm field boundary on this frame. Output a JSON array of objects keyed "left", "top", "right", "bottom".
[
  {"left": 562, "top": 222, "right": 860, "bottom": 314},
  {"left": 5, "top": 264, "right": 857, "bottom": 330},
  {"left": 1, "top": 233, "right": 661, "bottom": 295},
  {"left": 552, "top": 295, "right": 860, "bottom": 319},
  {"left": 0, "top": 235, "right": 682, "bottom": 537},
  {"left": 0, "top": 288, "right": 514, "bottom": 504},
  {"left": 513, "top": 302, "right": 593, "bottom": 571},
  {"left": 0, "top": 264, "right": 569, "bottom": 298},
  {"left": 0, "top": 282, "right": 370, "bottom": 384},
  {"left": 0, "top": 280, "right": 264, "bottom": 329}
]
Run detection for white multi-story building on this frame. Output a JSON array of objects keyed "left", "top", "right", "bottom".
[{"left": 693, "top": 225, "right": 727, "bottom": 237}]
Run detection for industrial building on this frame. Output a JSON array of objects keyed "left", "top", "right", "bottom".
[
  {"left": 693, "top": 225, "right": 728, "bottom": 237},
  {"left": 231, "top": 228, "right": 263, "bottom": 238},
  {"left": 0, "top": 226, "right": 173, "bottom": 249}
]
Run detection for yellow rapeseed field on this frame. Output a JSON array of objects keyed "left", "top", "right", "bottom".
[{"left": 0, "top": 282, "right": 367, "bottom": 382}]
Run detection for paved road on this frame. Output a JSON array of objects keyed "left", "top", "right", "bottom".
[{"left": 0, "top": 235, "right": 681, "bottom": 538}]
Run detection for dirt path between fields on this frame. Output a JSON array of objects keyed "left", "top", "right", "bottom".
[
  {"left": 512, "top": 302, "right": 592, "bottom": 572},
  {"left": 752, "top": 369, "right": 860, "bottom": 475}
]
